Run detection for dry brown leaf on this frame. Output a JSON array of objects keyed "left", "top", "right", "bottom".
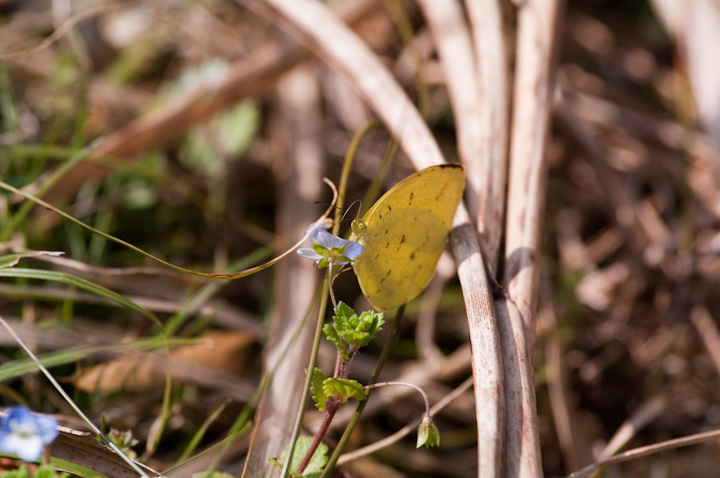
[
  {"left": 51, "top": 427, "right": 164, "bottom": 478},
  {"left": 76, "top": 331, "right": 254, "bottom": 393}
]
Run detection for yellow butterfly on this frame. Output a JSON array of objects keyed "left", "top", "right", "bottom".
[{"left": 350, "top": 164, "right": 466, "bottom": 311}]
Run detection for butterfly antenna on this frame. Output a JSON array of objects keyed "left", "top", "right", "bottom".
[{"left": 342, "top": 199, "right": 363, "bottom": 223}]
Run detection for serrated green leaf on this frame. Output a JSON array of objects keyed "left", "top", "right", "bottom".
[
  {"left": 322, "top": 378, "right": 365, "bottom": 404},
  {"left": 310, "top": 368, "right": 328, "bottom": 412},
  {"left": 332, "top": 306, "right": 384, "bottom": 349},
  {"left": 359, "top": 310, "right": 384, "bottom": 331},
  {"left": 322, "top": 324, "right": 349, "bottom": 360},
  {"left": 333, "top": 302, "right": 355, "bottom": 322},
  {"left": 276, "top": 436, "right": 328, "bottom": 478}
]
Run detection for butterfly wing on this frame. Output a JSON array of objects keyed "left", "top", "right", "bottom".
[{"left": 351, "top": 164, "right": 465, "bottom": 311}]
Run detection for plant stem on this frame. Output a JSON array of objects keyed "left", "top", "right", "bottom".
[
  {"left": 365, "top": 381, "right": 432, "bottom": 418},
  {"left": 319, "top": 305, "right": 406, "bottom": 478},
  {"left": 296, "top": 397, "right": 340, "bottom": 474},
  {"left": 328, "top": 266, "right": 338, "bottom": 309},
  {"left": 280, "top": 277, "right": 330, "bottom": 478},
  {"left": 298, "top": 343, "right": 354, "bottom": 473}
]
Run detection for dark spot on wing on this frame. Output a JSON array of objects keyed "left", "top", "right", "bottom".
[
  {"left": 400, "top": 235, "right": 405, "bottom": 244},
  {"left": 387, "top": 205, "right": 392, "bottom": 212},
  {"left": 410, "top": 252, "right": 416, "bottom": 260},
  {"left": 409, "top": 192, "right": 414, "bottom": 205}
]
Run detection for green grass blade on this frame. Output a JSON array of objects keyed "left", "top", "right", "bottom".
[{"left": 0, "top": 268, "right": 159, "bottom": 324}]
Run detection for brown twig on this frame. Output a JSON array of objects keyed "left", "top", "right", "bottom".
[
  {"left": 465, "top": 0, "right": 510, "bottom": 272},
  {"left": 503, "top": 1, "right": 566, "bottom": 477},
  {"left": 449, "top": 212, "right": 504, "bottom": 478},
  {"left": 566, "top": 428, "right": 720, "bottom": 478}
]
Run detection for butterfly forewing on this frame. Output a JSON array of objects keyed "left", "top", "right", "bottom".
[{"left": 351, "top": 164, "right": 466, "bottom": 311}]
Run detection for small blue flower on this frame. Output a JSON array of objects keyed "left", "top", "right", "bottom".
[
  {"left": 298, "top": 228, "right": 363, "bottom": 268},
  {"left": 0, "top": 406, "right": 59, "bottom": 462}
]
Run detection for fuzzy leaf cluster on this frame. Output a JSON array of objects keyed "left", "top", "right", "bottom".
[{"left": 323, "top": 302, "right": 384, "bottom": 359}]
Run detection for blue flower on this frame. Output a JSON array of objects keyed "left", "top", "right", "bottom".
[
  {"left": 297, "top": 228, "right": 363, "bottom": 268},
  {"left": 0, "top": 406, "right": 59, "bottom": 462}
]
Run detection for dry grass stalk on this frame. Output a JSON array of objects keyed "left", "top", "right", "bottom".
[
  {"left": 465, "top": 0, "right": 509, "bottom": 272},
  {"left": 240, "top": 66, "right": 323, "bottom": 477},
  {"left": 417, "top": 1, "right": 506, "bottom": 475},
  {"left": 501, "top": 1, "right": 566, "bottom": 476}
]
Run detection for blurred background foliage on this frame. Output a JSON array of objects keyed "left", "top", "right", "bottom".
[{"left": 1, "top": 0, "right": 720, "bottom": 477}]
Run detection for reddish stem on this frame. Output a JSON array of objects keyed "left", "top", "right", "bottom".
[
  {"left": 297, "top": 397, "right": 340, "bottom": 474},
  {"left": 297, "top": 346, "right": 357, "bottom": 474}
]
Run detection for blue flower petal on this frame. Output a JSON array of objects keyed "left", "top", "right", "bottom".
[
  {"left": 311, "top": 229, "right": 343, "bottom": 250},
  {"left": 35, "top": 414, "right": 59, "bottom": 444},
  {"left": 297, "top": 247, "right": 323, "bottom": 261},
  {"left": 343, "top": 241, "right": 364, "bottom": 260},
  {"left": 0, "top": 406, "right": 58, "bottom": 462},
  {"left": 4, "top": 406, "right": 34, "bottom": 428},
  {"left": 13, "top": 435, "right": 44, "bottom": 462},
  {"left": 298, "top": 229, "right": 363, "bottom": 266}
]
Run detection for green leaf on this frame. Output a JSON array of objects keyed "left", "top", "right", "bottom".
[
  {"left": 0, "top": 268, "right": 158, "bottom": 324},
  {"left": 31, "top": 467, "right": 59, "bottom": 478},
  {"left": 322, "top": 324, "right": 348, "bottom": 360},
  {"left": 49, "top": 457, "right": 111, "bottom": 478},
  {"left": 322, "top": 378, "right": 365, "bottom": 404},
  {"left": 333, "top": 302, "right": 355, "bottom": 322},
  {"left": 301, "top": 439, "right": 329, "bottom": 477},
  {"left": 330, "top": 303, "right": 384, "bottom": 349},
  {"left": 216, "top": 101, "right": 259, "bottom": 156},
  {"left": 0, "top": 465, "right": 29, "bottom": 478},
  {"left": 274, "top": 436, "right": 328, "bottom": 478},
  {"left": 310, "top": 368, "right": 328, "bottom": 412},
  {"left": 416, "top": 416, "right": 440, "bottom": 448}
]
